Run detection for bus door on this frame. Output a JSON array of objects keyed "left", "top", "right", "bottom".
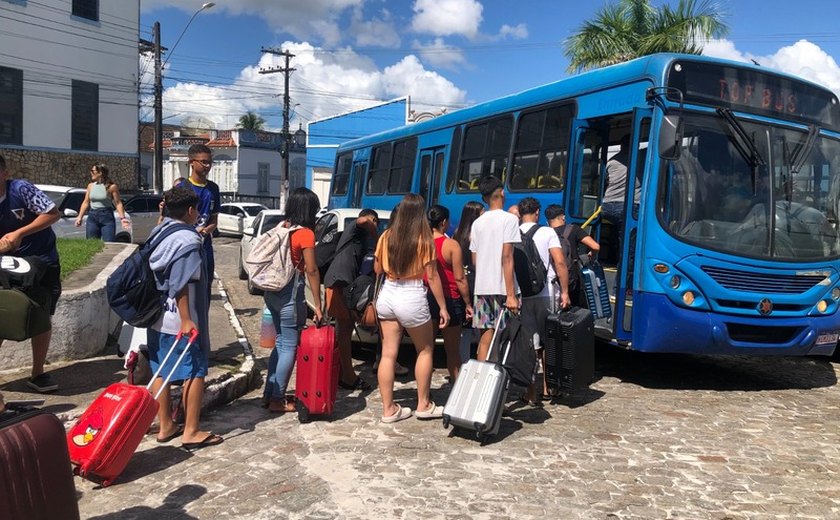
[
  {"left": 350, "top": 160, "right": 367, "bottom": 208},
  {"left": 612, "top": 109, "right": 652, "bottom": 341},
  {"left": 419, "top": 147, "right": 445, "bottom": 208}
]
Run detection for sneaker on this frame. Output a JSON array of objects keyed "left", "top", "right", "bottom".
[{"left": 27, "top": 373, "right": 58, "bottom": 393}]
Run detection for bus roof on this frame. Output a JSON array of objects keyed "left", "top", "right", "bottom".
[{"left": 338, "top": 52, "right": 835, "bottom": 153}]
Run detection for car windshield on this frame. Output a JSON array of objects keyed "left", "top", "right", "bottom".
[
  {"left": 659, "top": 112, "right": 840, "bottom": 261},
  {"left": 40, "top": 190, "right": 66, "bottom": 206},
  {"left": 243, "top": 206, "right": 264, "bottom": 217},
  {"left": 261, "top": 214, "right": 285, "bottom": 234}
]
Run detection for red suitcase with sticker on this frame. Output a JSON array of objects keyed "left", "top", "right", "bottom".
[
  {"left": 67, "top": 330, "right": 198, "bottom": 487},
  {"left": 294, "top": 322, "right": 339, "bottom": 422}
]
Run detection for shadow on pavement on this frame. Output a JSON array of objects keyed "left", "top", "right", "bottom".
[
  {"left": 0, "top": 357, "right": 126, "bottom": 396},
  {"left": 87, "top": 484, "right": 205, "bottom": 520},
  {"left": 116, "top": 445, "right": 193, "bottom": 485},
  {"left": 446, "top": 417, "right": 523, "bottom": 445},
  {"left": 595, "top": 342, "right": 838, "bottom": 391}
]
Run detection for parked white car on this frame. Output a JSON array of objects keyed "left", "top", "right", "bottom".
[
  {"left": 238, "top": 209, "right": 286, "bottom": 294},
  {"left": 217, "top": 202, "right": 266, "bottom": 236},
  {"left": 36, "top": 184, "right": 133, "bottom": 243}
]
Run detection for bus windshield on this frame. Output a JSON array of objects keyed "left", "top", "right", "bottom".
[{"left": 659, "top": 112, "right": 840, "bottom": 261}]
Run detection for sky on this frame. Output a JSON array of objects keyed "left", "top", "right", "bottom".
[{"left": 139, "top": 0, "right": 840, "bottom": 132}]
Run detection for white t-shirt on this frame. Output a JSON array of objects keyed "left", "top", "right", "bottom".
[
  {"left": 470, "top": 208, "right": 521, "bottom": 296},
  {"left": 519, "top": 222, "right": 561, "bottom": 299},
  {"left": 155, "top": 268, "right": 201, "bottom": 335}
]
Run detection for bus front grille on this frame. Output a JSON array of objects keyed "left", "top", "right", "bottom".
[
  {"left": 726, "top": 323, "right": 801, "bottom": 344},
  {"left": 701, "top": 266, "right": 827, "bottom": 294}
]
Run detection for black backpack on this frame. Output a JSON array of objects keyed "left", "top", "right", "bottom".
[
  {"left": 106, "top": 223, "right": 195, "bottom": 328},
  {"left": 513, "top": 225, "right": 548, "bottom": 298}
]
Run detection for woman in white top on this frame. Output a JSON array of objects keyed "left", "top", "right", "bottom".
[{"left": 75, "top": 164, "right": 129, "bottom": 242}]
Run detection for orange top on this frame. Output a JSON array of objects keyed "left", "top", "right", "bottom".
[
  {"left": 290, "top": 227, "right": 315, "bottom": 272},
  {"left": 375, "top": 229, "right": 435, "bottom": 280}
]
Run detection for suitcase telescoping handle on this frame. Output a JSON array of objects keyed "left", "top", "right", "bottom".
[
  {"left": 486, "top": 308, "right": 510, "bottom": 363},
  {"left": 145, "top": 329, "right": 199, "bottom": 400}
]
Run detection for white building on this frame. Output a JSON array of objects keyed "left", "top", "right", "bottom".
[
  {"left": 0, "top": 0, "right": 139, "bottom": 187},
  {"left": 149, "top": 128, "right": 306, "bottom": 208}
]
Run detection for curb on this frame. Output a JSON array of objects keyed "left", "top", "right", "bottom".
[{"left": 58, "top": 272, "right": 261, "bottom": 428}]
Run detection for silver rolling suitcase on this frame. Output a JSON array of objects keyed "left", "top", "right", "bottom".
[{"left": 442, "top": 316, "right": 510, "bottom": 441}]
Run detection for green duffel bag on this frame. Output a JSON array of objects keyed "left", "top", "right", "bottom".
[{"left": 0, "top": 256, "right": 52, "bottom": 341}]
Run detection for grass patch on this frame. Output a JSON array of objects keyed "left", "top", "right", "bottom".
[{"left": 57, "top": 238, "right": 104, "bottom": 280}]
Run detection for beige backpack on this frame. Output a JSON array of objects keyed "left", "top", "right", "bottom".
[{"left": 245, "top": 222, "right": 302, "bottom": 291}]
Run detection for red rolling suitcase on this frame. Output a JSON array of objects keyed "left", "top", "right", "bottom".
[
  {"left": 0, "top": 407, "right": 81, "bottom": 520},
  {"left": 67, "top": 330, "right": 198, "bottom": 487},
  {"left": 294, "top": 322, "right": 339, "bottom": 422}
]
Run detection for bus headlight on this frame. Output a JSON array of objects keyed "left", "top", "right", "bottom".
[
  {"left": 682, "top": 291, "right": 696, "bottom": 305},
  {"left": 832, "top": 287, "right": 840, "bottom": 301},
  {"left": 817, "top": 300, "right": 829, "bottom": 313},
  {"left": 670, "top": 275, "right": 681, "bottom": 289},
  {"left": 653, "top": 263, "right": 669, "bottom": 274}
]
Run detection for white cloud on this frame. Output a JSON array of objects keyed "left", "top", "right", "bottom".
[
  {"left": 349, "top": 7, "right": 401, "bottom": 48},
  {"left": 151, "top": 41, "right": 466, "bottom": 129},
  {"left": 703, "top": 39, "right": 840, "bottom": 95},
  {"left": 499, "top": 23, "right": 528, "bottom": 40},
  {"left": 141, "top": 0, "right": 362, "bottom": 46},
  {"left": 412, "top": 38, "right": 468, "bottom": 70},
  {"left": 411, "top": 0, "right": 483, "bottom": 39}
]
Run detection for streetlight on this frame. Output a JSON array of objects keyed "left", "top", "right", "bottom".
[{"left": 152, "top": 2, "right": 216, "bottom": 193}]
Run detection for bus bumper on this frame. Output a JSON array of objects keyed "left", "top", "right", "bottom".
[{"left": 633, "top": 293, "right": 839, "bottom": 356}]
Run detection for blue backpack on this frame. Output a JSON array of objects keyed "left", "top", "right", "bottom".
[{"left": 106, "top": 223, "right": 195, "bottom": 328}]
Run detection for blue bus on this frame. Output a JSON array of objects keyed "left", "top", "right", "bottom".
[{"left": 329, "top": 53, "right": 840, "bottom": 356}]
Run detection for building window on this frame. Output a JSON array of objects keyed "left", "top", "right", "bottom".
[
  {"left": 0, "top": 66, "right": 23, "bottom": 145},
  {"left": 257, "top": 162, "right": 270, "bottom": 193},
  {"left": 72, "top": 0, "right": 98, "bottom": 21},
  {"left": 72, "top": 80, "right": 98, "bottom": 151}
]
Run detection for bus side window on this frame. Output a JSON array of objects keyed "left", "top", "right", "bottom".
[
  {"left": 368, "top": 144, "right": 390, "bottom": 194},
  {"left": 458, "top": 123, "right": 487, "bottom": 191},
  {"left": 332, "top": 153, "right": 352, "bottom": 195},
  {"left": 445, "top": 126, "right": 462, "bottom": 193},
  {"left": 388, "top": 138, "right": 417, "bottom": 194},
  {"left": 511, "top": 104, "right": 572, "bottom": 191}
]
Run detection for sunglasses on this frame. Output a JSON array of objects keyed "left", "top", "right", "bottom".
[{"left": 192, "top": 159, "right": 213, "bottom": 166}]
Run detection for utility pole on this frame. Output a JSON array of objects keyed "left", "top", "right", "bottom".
[
  {"left": 259, "top": 48, "right": 295, "bottom": 211},
  {"left": 153, "top": 21, "right": 163, "bottom": 194}
]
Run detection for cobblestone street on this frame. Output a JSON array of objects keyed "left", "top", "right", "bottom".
[{"left": 75, "top": 238, "right": 840, "bottom": 520}]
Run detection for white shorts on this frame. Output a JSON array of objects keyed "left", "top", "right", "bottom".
[{"left": 376, "top": 278, "right": 431, "bottom": 329}]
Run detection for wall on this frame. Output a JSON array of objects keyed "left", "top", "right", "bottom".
[
  {"left": 237, "top": 147, "right": 282, "bottom": 197},
  {"left": 0, "top": 0, "right": 139, "bottom": 185},
  {"left": 0, "top": 244, "right": 134, "bottom": 371},
  {"left": 0, "top": 147, "right": 138, "bottom": 189}
]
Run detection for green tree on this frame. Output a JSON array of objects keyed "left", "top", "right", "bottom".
[
  {"left": 237, "top": 111, "right": 266, "bottom": 131},
  {"left": 564, "top": 0, "right": 729, "bottom": 73}
]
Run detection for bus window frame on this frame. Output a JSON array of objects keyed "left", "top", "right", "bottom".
[
  {"left": 455, "top": 114, "right": 514, "bottom": 193},
  {"left": 331, "top": 152, "right": 353, "bottom": 196},
  {"left": 367, "top": 143, "right": 391, "bottom": 195},
  {"left": 386, "top": 137, "right": 418, "bottom": 195},
  {"left": 445, "top": 126, "right": 462, "bottom": 193},
  {"left": 508, "top": 102, "right": 574, "bottom": 193}
]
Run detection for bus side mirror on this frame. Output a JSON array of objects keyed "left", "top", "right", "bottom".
[{"left": 659, "top": 114, "right": 683, "bottom": 160}]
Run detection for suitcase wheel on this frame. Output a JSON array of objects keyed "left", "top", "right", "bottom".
[
  {"left": 295, "top": 399, "right": 310, "bottom": 424},
  {"left": 102, "top": 479, "right": 113, "bottom": 488},
  {"left": 442, "top": 416, "right": 450, "bottom": 429},
  {"left": 72, "top": 465, "right": 81, "bottom": 477}
]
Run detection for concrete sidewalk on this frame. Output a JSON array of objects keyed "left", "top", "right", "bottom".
[{"left": 0, "top": 273, "right": 260, "bottom": 426}]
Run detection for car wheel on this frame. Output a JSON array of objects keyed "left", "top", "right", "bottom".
[
  {"left": 237, "top": 251, "right": 247, "bottom": 280},
  {"left": 212, "top": 228, "right": 220, "bottom": 238}
]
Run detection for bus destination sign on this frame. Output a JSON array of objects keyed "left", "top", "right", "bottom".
[{"left": 666, "top": 60, "right": 840, "bottom": 130}]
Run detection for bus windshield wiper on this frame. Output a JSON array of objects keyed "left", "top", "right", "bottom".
[
  {"left": 716, "top": 108, "right": 766, "bottom": 168},
  {"left": 789, "top": 124, "right": 819, "bottom": 174}
]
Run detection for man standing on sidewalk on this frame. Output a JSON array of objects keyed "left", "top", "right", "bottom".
[
  {"left": 177, "top": 144, "right": 220, "bottom": 301},
  {"left": 0, "top": 154, "right": 62, "bottom": 392}
]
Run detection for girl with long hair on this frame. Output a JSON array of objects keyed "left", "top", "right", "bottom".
[
  {"left": 262, "top": 187, "right": 324, "bottom": 413},
  {"left": 374, "top": 193, "right": 449, "bottom": 423},
  {"left": 451, "top": 200, "right": 485, "bottom": 362},
  {"left": 427, "top": 204, "right": 473, "bottom": 381},
  {"left": 75, "top": 164, "right": 129, "bottom": 241}
]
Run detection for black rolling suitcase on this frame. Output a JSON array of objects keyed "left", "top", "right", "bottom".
[
  {"left": 0, "top": 405, "right": 81, "bottom": 520},
  {"left": 544, "top": 306, "right": 594, "bottom": 394}
]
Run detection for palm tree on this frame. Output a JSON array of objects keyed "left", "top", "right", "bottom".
[
  {"left": 237, "top": 111, "right": 266, "bottom": 131},
  {"left": 564, "top": 0, "right": 728, "bottom": 73}
]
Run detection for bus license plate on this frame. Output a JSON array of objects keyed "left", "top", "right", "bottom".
[{"left": 816, "top": 332, "right": 839, "bottom": 346}]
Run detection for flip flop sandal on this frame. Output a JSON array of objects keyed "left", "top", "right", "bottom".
[
  {"left": 181, "top": 433, "right": 224, "bottom": 452},
  {"left": 381, "top": 404, "right": 412, "bottom": 423},
  {"left": 156, "top": 426, "right": 184, "bottom": 443},
  {"left": 414, "top": 402, "right": 444, "bottom": 420}
]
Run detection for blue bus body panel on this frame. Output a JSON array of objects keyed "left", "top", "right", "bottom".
[{"left": 634, "top": 292, "right": 838, "bottom": 356}]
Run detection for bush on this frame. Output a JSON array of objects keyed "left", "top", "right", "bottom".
[{"left": 57, "top": 238, "right": 104, "bottom": 280}]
